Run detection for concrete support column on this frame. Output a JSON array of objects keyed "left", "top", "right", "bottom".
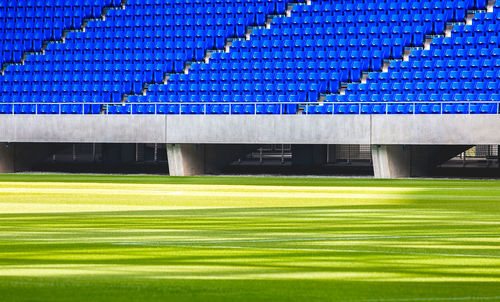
[
  {"left": 0, "top": 143, "right": 14, "bottom": 173},
  {"left": 166, "top": 144, "right": 205, "bottom": 176},
  {"left": 166, "top": 144, "right": 257, "bottom": 176},
  {"left": 371, "top": 145, "right": 472, "bottom": 178},
  {"left": 371, "top": 145, "right": 412, "bottom": 178}
]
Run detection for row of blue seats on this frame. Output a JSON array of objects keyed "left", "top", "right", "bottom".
[
  {"left": 231, "top": 44, "right": 499, "bottom": 61},
  {"left": 10, "top": 58, "right": 371, "bottom": 73},
  {"left": 2, "top": 6, "right": 108, "bottom": 20},
  {"left": 369, "top": 68, "right": 500, "bottom": 81},
  {"left": 146, "top": 82, "right": 325, "bottom": 94},
  {"left": 133, "top": 94, "right": 306, "bottom": 103},
  {"left": 1, "top": 0, "right": 276, "bottom": 10},
  {"left": 7, "top": 59, "right": 183, "bottom": 71},
  {"left": 367, "top": 70, "right": 500, "bottom": 83},
  {"left": 23, "top": 51, "right": 203, "bottom": 65},
  {"left": 388, "top": 61, "right": 500, "bottom": 73},
  {"left": 2, "top": 72, "right": 168, "bottom": 83},
  {"left": 6, "top": 61, "right": 174, "bottom": 72},
  {"left": 243, "top": 26, "right": 441, "bottom": 42},
  {"left": 328, "top": 93, "right": 500, "bottom": 103},
  {"left": 65, "top": 30, "right": 233, "bottom": 44},
  {"left": 168, "top": 72, "right": 340, "bottom": 83},
  {"left": 291, "top": 9, "right": 468, "bottom": 26},
  {"left": 0, "top": 95, "right": 121, "bottom": 103},
  {"left": 1, "top": 0, "right": 118, "bottom": 7},
  {"left": 83, "top": 18, "right": 253, "bottom": 31},
  {"left": 2, "top": 82, "right": 137, "bottom": 91},
  {"left": 31, "top": 49, "right": 386, "bottom": 65},
  {"left": 126, "top": 0, "right": 284, "bottom": 5},
  {"left": 429, "top": 35, "right": 500, "bottom": 50},
  {"left": 104, "top": 4, "right": 278, "bottom": 17},
  {"left": 103, "top": 12, "right": 268, "bottom": 26},
  {"left": 122, "top": 0, "right": 284, "bottom": 9},
  {"left": 251, "top": 24, "right": 431, "bottom": 40},
  {"left": 347, "top": 82, "right": 500, "bottom": 94},
  {"left": 290, "top": 0, "right": 482, "bottom": 14},
  {"left": 406, "top": 48, "right": 500, "bottom": 62},
  {"left": 271, "top": 14, "right": 450, "bottom": 35},
  {"left": 391, "top": 55, "right": 500, "bottom": 68},
  {"left": 2, "top": 76, "right": 337, "bottom": 90},
  {"left": 0, "top": 94, "right": 306, "bottom": 104}
]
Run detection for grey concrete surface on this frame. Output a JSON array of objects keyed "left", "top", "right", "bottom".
[
  {"left": 0, "top": 115, "right": 166, "bottom": 143},
  {"left": 370, "top": 115, "right": 500, "bottom": 145},
  {"left": 2, "top": 115, "right": 497, "bottom": 144},
  {"left": 165, "top": 115, "right": 371, "bottom": 144}
]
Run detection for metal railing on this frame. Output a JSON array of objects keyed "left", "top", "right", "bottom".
[{"left": 1, "top": 101, "right": 499, "bottom": 115}]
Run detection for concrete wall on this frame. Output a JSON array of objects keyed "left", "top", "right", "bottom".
[{"left": 0, "top": 115, "right": 499, "bottom": 145}]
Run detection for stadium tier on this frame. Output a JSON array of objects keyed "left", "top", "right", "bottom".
[
  {"left": 326, "top": 7, "right": 500, "bottom": 114},
  {"left": 0, "top": 0, "right": 498, "bottom": 114},
  {"left": 0, "top": 0, "right": 292, "bottom": 114}
]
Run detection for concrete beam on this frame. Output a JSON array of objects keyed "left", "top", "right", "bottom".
[
  {"left": 165, "top": 115, "right": 370, "bottom": 144},
  {"left": 370, "top": 115, "right": 500, "bottom": 145},
  {"left": 0, "top": 115, "right": 499, "bottom": 145}
]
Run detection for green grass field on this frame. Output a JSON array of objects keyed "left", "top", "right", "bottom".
[{"left": 0, "top": 174, "right": 500, "bottom": 302}]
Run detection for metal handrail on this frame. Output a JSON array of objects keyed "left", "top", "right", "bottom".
[{"left": 1, "top": 101, "right": 499, "bottom": 115}]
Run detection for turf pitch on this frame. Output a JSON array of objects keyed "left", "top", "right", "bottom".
[{"left": 0, "top": 174, "right": 499, "bottom": 301}]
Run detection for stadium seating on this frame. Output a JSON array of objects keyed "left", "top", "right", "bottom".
[
  {"left": 0, "top": 0, "right": 119, "bottom": 66},
  {"left": 326, "top": 3, "right": 500, "bottom": 115},
  {"left": 0, "top": 0, "right": 291, "bottom": 109},
  {"left": 141, "top": 0, "right": 480, "bottom": 114},
  {"left": 0, "top": 0, "right": 498, "bottom": 115}
]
